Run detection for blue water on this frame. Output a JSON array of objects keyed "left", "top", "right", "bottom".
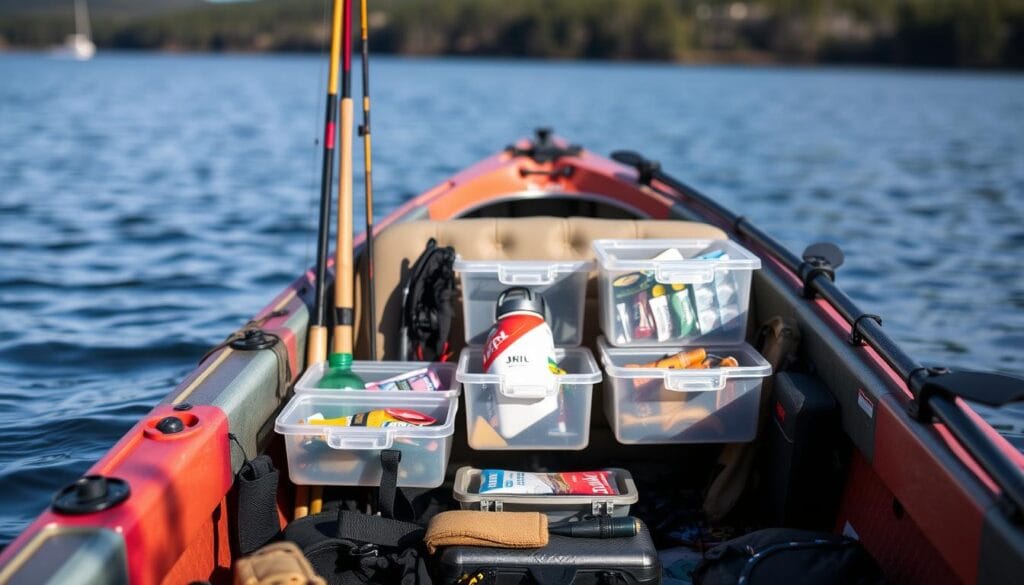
[{"left": 1, "top": 53, "right": 1022, "bottom": 545}]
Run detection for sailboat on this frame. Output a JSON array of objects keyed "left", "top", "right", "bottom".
[{"left": 52, "top": 0, "right": 96, "bottom": 60}]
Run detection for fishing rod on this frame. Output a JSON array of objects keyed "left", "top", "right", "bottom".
[
  {"left": 358, "top": 0, "right": 378, "bottom": 360},
  {"left": 307, "top": 0, "right": 343, "bottom": 377},
  {"left": 298, "top": 0, "right": 345, "bottom": 521},
  {"left": 310, "top": 0, "right": 366, "bottom": 518},
  {"left": 333, "top": 0, "right": 356, "bottom": 362}
]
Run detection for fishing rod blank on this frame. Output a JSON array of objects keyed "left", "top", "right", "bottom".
[
  {"left": 333, "top": 0, "right": 357, "bottom": 362},
  {"left": 358, "top": 0, "right": 378, "bottom": 360}
]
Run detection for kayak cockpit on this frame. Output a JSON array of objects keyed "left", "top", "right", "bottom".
[{"left": 2, "top": 138, "right": 1022, "bottom": 585}]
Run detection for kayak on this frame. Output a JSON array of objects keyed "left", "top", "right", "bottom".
[{"left": 1, "top": 129, "right": 1022, "bottom": 585}]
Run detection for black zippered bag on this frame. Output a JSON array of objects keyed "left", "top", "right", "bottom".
[
  {"left": 436, "top": 522, "right": 661, "bottom": 585},
  {"left": 692, "top": 528, "right": 885, "bottom": 585}
]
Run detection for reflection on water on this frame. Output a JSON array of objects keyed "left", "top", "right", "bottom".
[{"left": 1, "top": 53, "right": 1022, "bottom": 544}]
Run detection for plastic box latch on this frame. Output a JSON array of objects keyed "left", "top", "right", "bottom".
[
  {"left": 480, "top": 499, "right": 503, "bottom": 512},
  {"left": 592, "top": 500, "right": 614, "bottom": 517}
]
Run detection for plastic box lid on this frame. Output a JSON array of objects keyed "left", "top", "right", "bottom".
[
  {"left": 452, "top": 466, "right": 638, "bottom": 516},
  {"left": 453, "top": 258, "right": 595, "bottom": 286},
  {"left": 455, "top": 346, "right": 602, "bottom": 399},
  {"left": 274, "top": 393, "right": 458, "bottom": 450},
  {"left": 592, "top": 239, "right": 760, "bottom": 284},
  {"left": 597, "top": 337, "right": 771, "bottom": 392},
  {"left": 294, "top": 361, "right": 460, "bottom": 397}
]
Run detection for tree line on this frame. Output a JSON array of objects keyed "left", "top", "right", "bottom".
[{"left": 2, "top": 0, "right": 1023, "bottom": 68}]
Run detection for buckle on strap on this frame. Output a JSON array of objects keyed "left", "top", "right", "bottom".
[{"left": 350, "top": 543, "right": 379, "bottom": 558}]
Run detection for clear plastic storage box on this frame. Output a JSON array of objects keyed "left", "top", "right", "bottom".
[
  {"left": 456, "top": 347, "right": 601, "bottom": 450},
  {"left": 452, "top": 467, "right": 639, "bottom": 522},
  {"left": 598, "top": 337, "right": 771, "bottom": 444},
  {"left": 592, "top": 239, "right": 760, "bottom": 347},
  {"left": 275, "top": 393, "right": 458, "bottom": 487},
  {"left": 294, "top": 360, "right": 459, "bottom": 396},
  {"left": 453, "top": 258, "right": 594, "bottom": 345}
]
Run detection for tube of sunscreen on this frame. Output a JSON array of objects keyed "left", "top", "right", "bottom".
[
  {"left": 303, "top": 408, "right": 437, "bottom": 427},
  {"left": 648, "top": 285, "right": 674, "bottom": 342},
  {"left": 364, "top": 367, "right": 443, "bottom": 392},
  {"left": 479, "top": 469, "right": 619, "bottom": 496}
]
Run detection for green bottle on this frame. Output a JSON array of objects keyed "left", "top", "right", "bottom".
[
  {"left": 318, "top": 352, "right": 365, "bottom": 389},
  {"left": 667, "top": 283, "right": 700, "bottom": 339}
]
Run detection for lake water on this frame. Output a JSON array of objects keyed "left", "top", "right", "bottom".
[{"left": 1, "top": 53, "right": 1022, "bottom": 545}]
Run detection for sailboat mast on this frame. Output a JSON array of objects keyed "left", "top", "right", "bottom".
[{"left": 74, "top": 0, "right": 91, "bottom": 39}]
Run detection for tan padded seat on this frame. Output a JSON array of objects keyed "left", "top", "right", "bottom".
[{"left": 355, "top": 217, "right": 727, "bottom": 358}]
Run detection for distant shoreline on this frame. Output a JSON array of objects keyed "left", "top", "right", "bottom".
[
  {"left": 3, "top": 0, "right": 1024, "bottom": 71},
  {"left": 5, "top": 46, "right": 1024, "bottom": 74}
]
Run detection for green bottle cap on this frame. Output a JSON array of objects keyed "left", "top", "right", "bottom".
[
  {"left": 328, "top": 352, "right": 353, "bottom": 368},
  {"left": 320, "top": 352, "right": 365, "bottom": 389}
]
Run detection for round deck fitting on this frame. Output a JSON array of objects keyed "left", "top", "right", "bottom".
[
  {"left": 52, "top": 475, "right": 130, "bottom": 515},
  {"left": 229, "top": 329, "right": 276, "bottom": 351}
]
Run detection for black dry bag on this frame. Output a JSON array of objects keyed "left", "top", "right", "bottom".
[
  {"left": 692, "top": 528, "right": 885, "bottom": 585},
  {"left": 401, "top": 238, "right": 456, "bottom": 361}
]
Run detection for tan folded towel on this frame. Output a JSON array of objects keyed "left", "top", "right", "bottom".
[
  {"left": 469, "top": 416, "right": 508, "bottom": 448},
  {"left": 424, "top": 511, "right": 548, "bottom": 554}
]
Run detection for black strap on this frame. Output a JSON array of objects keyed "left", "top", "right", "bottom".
[
  {"left": 379, "top": 449, "right": 401, "bottom": 519},
  {"left": 333, "top": 449, "right": 424, "bottom": 552},
  {"left": 337, "top": 510, "right": 426, "bottom": 550},
  {"left": 235, "top": 454, "right": 281, "bottom": 555},
  {"left": 200, "top": 311, "right": 292, "bottom": 399}
]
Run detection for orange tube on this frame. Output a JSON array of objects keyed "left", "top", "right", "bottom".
[{"left": 627, "top": 347, "right": 707, "bottom": 369}]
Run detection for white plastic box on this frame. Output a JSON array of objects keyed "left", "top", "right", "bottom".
[
  {"left": 453, "top": 258, "right": 594, "bottom": 346},
  {"left": 592, "top": 239, "right": 760, "bottom": 347},
  {"left": 452, "top": 467, "right": 639, "bottom": 522},
  {"left": 598, "top": 337, "right": 771, "bottom": 444},
  {"left": 456, "top": 347, "right": 601, "bottom": 450},
  {"left": 275, "top": 393, "right": 458, "bottom": 487},
  {"left": 293, "top": 360, "right": 459, "bottom": 397}
]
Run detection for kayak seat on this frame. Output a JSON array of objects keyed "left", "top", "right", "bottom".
[{"left": 355, "top": 217, "right": 727, "bottom": 359}]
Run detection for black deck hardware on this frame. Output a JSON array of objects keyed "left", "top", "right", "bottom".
[
  {"left": 611, "top": 150, "right": 661, "bottom": 185},
  {"left": 506, "top": 127, "right": 582, "bottom": 164},
  {"left": 156, "top": 416, "right": 185, "bottom": 434},
  {"left": 909, "top": 368, "right": 1024, "bottom": 422},
  {"left": 229, "top": 328, "right": 277, "bottom": 351},
  {"left": 799, "top": 243, "right": 844, "bottom": 299},
  {"left": 627, "top": 147, "right": 1024, "bottom": 524},
  {"left": 52, "top": 475, "right": 130, "bottom": 515},
  {"left": 519, "top": 166, "right": 574, "bottom": 179},
  {"left": 849, "top": 314, "right": 883, "bottom": 346},
  {"left": 173, "top": 402, "right": 193, "bottom": 411}
]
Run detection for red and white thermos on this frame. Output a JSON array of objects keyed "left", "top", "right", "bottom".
[{"left": 481, "top": 287, "right": 560, "bottom": 438}]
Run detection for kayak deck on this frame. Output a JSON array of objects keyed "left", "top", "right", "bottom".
[{"left": 1, "top": 133, "right": 1021, "bottom": 585}]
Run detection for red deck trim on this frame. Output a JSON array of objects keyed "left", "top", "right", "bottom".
[{"left": 0, "top": 405, "right": 232, "bottom": 585}]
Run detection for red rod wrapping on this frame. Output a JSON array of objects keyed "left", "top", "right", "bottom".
[{"left": 342, "top": 0, "right": 353, "bottom": 73}]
